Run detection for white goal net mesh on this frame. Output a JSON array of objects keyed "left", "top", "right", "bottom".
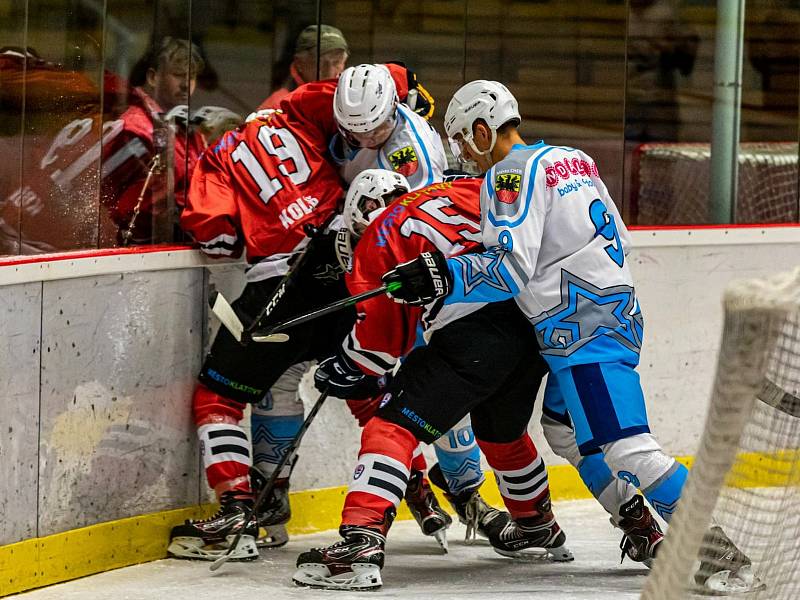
[
  {"left": 632, "top": 142, "right": 799, "bottom": 224},
  {"left": 641, "top": 267, "right": 800, "bottom": 599}
]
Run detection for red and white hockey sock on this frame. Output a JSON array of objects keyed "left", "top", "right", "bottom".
[
  {"left": 193, "top": 383, "right": 251, "bottom": 499},
  {"left": 342, "top": 417, "right": 418, "bottom": 533},
  {"left": 478, "top": 434, "right": 551, "bottom": 519}
]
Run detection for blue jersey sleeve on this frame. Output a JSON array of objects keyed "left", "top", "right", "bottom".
[{"left": 445, "top": 247, "right": 521, "bottom": 304}]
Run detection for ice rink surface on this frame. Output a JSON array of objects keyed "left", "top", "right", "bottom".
[{"left": 16, "top": 499, "right": 650, "bottom": 599}]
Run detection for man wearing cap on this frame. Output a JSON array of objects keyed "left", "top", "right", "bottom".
[{"left": 259, "top": 25, "right": 349, "bottom": 110}]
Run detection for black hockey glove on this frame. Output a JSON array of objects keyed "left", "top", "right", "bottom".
[
  {"left": 314, "top": 350, "right": 388, "bottom": 400},
  {"left": 381, "top": 250, "right": 451, "bottom": 306}
]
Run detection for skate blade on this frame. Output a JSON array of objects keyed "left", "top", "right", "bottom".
[
  {"left": 257, "top": 524, "right": 289, "bottom": 548},
  {"left": 433, "top": 530, "right": 449, "bottom": 554},
  {"left": 167, "top": 534, "right": 259, "bottom": 561},
  {"left": 494, "top": 543, "right": 574, "bottom": 562},
  {"left": 292, "top": 563, "right": 382, "bottom": 590},
  {"left": 694, "top": 566, "right": 767, "bottom": 596}
]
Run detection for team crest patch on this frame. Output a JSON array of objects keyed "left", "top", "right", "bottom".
[
  {"left": 495, "top": 172, "right": 521, "bottom": 204},
  {"left": 388, "top": 146, "right": 419, "bottom": 177},
  {"left": 353, "top": 464, "right": 365, "bottom": 480}
]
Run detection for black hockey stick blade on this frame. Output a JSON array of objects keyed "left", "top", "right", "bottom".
[
  {"left": 210, "top": 388, "right": 330, "bottom": 572},
  {"left": 249, "top": 282, "right": 399, "bottom": 341},
  {"left": 209, "top": 290, "right": 289, "bottom": 344}
]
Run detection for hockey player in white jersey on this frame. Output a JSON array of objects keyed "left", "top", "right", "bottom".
[
  {"left": 332, "top": 64, "right": 446, "bottom": 190},
  {"left": 382, "top": 80, "right": 761, "bottom": 594}
]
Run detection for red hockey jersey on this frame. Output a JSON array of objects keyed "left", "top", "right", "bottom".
[
  {"left": 343, "top": 177, "right": 483, "bottom": 375},
  {"left": 181, "top": 65, "right": 410, "bottom": 281}
]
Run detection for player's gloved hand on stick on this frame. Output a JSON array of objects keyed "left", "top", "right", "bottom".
[
  {"left": 381, "top": 250, "right": 451, "bottom": 306},
  {"left": 314, "top": 350, "right": 388, "bottom": 400}
]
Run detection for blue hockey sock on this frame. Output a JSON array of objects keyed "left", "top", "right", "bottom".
[
  {"left": 251, "top": 394, "right": 303, "bottom": 479},
  {"left": 433, "top": 423, "right": 484, "bottom": 495},
  {"left": 642, "top": 461, "right": 688, "bottom": 522}
]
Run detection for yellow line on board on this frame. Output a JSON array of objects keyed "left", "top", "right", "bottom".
[{"left": 0, "top": 452, "right": 761, "bottom": 598}]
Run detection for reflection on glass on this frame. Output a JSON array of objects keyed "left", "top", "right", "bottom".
[
  {"left": 100, "top": 38, "right": 206, "bottom": 245},
  {"left": 1, "top": 1, "right": 106, "bottom": 255},
  {"left": 0, "top": 4, "right": 28, "bottom": 256},
  {"left": 627, "top": 0, "right": 799, "bottom": 225}
]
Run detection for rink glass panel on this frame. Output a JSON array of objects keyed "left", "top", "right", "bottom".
[
  {"left": 0, "top": 0, "right": 798, "bottom": 246},
  {"left": 623, "top": 0, "right": 800, "bottom": 226},
  {"left": 0, "top": 0, "right": 106, "bottom": 254},
  {"left": 464, "top": 0, "right": 628, "bottom": 202}
]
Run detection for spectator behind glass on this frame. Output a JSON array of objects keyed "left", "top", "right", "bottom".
[
  {"left": 101, "top": 38, "right": 207, "bottom": 246},
  {"left": 258, "top": 25, "right": 349, "bottom": 110},
  {"left": 625, "top": 0, "right": 699, "bottom": 142}
]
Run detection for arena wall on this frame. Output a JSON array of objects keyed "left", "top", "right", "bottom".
[{"left": 1, "top": 227, "right": 799, "bottom": 595}]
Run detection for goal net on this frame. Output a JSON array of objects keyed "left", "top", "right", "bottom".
[
  {"left": 631, "top": 142, "right": 799, "bottom": 224},
  {"left": 641, "top": 267, "right": 800, "bottom": 599}
]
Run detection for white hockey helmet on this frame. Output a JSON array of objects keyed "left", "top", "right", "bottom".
[
  {"left": 444, "top": 80, "right": 520, "bottom": 164},
  {"left": 344, "top": 169, "right": 410, "bottom": 236},
  {"left": 334, "top": 64, "right": 398, "bottom": 147}
]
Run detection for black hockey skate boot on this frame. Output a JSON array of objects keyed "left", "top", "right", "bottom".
[
  {"left": 168, "top": 489, "right": 259, "bottom": 561},
  {"left": 293, "top": 509, "right": 394, "bottom": 591},
  {"left": 404, "top": 469, "right": 452, "bottom": 552},
  {"left": 617, "top": 495, "right": 664, "bottom": 568},
  {"left": 428, "top": 462, "right": 501, "bottom": 542},
  {"left": 693, "top": 526, "right": 765, "bottom": 594},
  {"left": 483, "top": 497, "right": 573, "bottom": 562},
  {"left": 250, "top": 466, "right": 291, "bottom": 548}
]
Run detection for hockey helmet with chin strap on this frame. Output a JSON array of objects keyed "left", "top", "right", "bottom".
[
  {"left": 444, "top": 80, "right": 520, "bottom": 167},
  {"left": 343, "top": 168, "right": 410, "bottom": 236},
  {"left": 334, "top": 64, "right": 398, "bottom": 147}
]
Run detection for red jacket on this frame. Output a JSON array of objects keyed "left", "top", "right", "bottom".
[{"left": 101, "top": 87, "right": 206, "bottom": 244}]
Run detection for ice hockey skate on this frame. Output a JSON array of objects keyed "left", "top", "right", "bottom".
[
  {"left": 617, "top": 495, "right": 663, "bottom": 568},
  {"left": 167, "top": 490, "right": 259, "bottom": 561},
  {"left": 250, "top": 467, "right": 291, "bottom": 548},
  {"left": 293, "top": 525, "right": 386, "bottom": 590},
  {"left": 482, "top": 499, "right": 573, "bottom": 561},
  {"left": 692, "top": 526, "right": 765, "bottom": 595},
  {"left": 428, "top": 463, "right": 500, "bottom": 542},
  {"left": 404, "top": 469, "right": 452, "bottom": 552}
]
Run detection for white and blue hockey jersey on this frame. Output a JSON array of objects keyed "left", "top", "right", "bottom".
[
  {"left": 445, "top": 142, "right": 643, "bottom": 372},
  {"left": 335, "top": 103, "right": 446, "bottom": 190}
]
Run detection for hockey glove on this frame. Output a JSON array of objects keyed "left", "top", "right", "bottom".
[
  {"left": 314, "top": 351, "right": 389, "bottom": 400},
  {"left": 381, "top": 251, "right": 451, "bottom": 306}
]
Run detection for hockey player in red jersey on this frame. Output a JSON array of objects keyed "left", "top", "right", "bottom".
[
  {"left": 293, "top": 173, "right": 571, "bottom": 591},
  {"left": 170, "top": 65, "right": 415, "bottom": 561}
]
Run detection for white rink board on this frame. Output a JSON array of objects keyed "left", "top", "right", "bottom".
[
  {"left": 11, "top": 499, "right": 648, "bottom": 600},
  {"left": 1, "top": 237, "right": 799, "bottom": 547}
]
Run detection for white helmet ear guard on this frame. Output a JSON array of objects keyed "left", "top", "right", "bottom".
[
  {"left": 444, "top": 80, "right": 520, "bottom": 164},
  {"left": 343, "top": 169, "right": 411, "bottom": 236},
  {"left": 334, "top": 64, "right": 398, "bottom": 134}
]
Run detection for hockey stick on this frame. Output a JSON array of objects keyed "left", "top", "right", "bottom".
[
  {"left": 249, "top": 282, "right": 401, "bottom": 342},
  {"left": 210, "top": 387, "right": 330, "bottom": 572},
  {"left": 209, "top": 220, "right": 333, "bottom": 345}
]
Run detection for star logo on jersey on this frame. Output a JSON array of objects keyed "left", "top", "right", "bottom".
[
  {"left": 312, "top": 263, "right": 343, "bottom": 282},
  {"left": 453, "top": 249, "right": 514, "bottom": 296},
  {"left": 533, "top": 271, "right": 640, "bottom": 357},
  {"left": 495, "top": 173, "right": 521, "bottom": 204},
  {"left": 388, "top": 146, "right": 419, "bottom": 177},
  {"left": 252, "top": 424, "right": 295, "bottom": 465}
]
